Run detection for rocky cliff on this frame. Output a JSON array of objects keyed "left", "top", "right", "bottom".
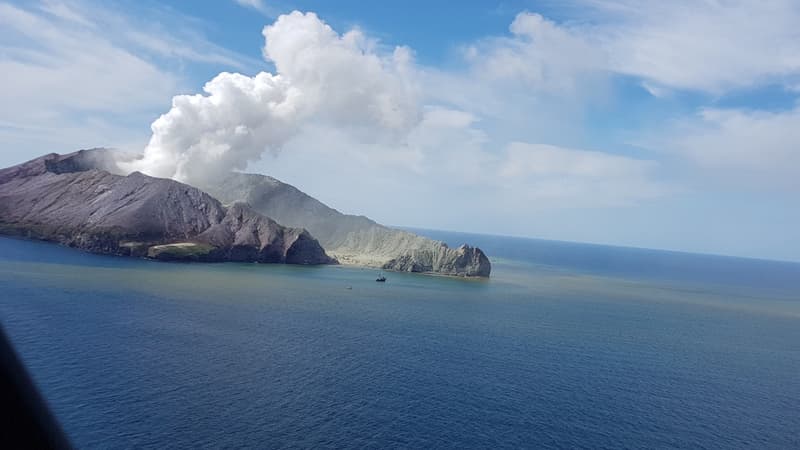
[
  {"left": 382, "top": 244, "right": 491, "bottom": 277},
  {"left": 0, "top": 151, "right": 334, "bottom": 265},
  {"left": 200, "top": 172, "right": 492, "bottom": 277}
]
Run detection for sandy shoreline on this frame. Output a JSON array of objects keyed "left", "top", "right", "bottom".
[{"left": 328, "top": 251, "right": 389, "bottom": 269}]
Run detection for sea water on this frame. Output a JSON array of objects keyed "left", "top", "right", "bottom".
[{"left": 1, "top": 234, "right": 798, "bottom": 448}]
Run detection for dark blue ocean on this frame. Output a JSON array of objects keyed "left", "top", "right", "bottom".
[{"left": 1, "top": 233, "right": 799, "bottom": 449}]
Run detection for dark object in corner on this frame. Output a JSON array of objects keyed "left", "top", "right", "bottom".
[{"left": 0, "top": 326, "right": 72, "bottom": 449}]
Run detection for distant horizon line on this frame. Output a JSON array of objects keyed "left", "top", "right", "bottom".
[{"left": 396, "top": 225, "right": 800, "bottom": 266}]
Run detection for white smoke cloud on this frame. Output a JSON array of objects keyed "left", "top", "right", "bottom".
[
  {"left": 124, "top": 11, "right": 419, "bottom": 184},
  {"left": 129, "top": 71, "right": 302, "bottom": 181}
]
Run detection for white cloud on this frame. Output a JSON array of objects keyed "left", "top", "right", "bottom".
[
  {"left": 640, "top": 81, "right": 668, "bottom": 98},
  {"left": 598, "top": 0, "right": 800, "bottom": 93},
  {"left": 501, "top": 142, "right": 654, "bottom": 178},
  {"left": 123, "top": 8, "right": 681, "bottom": 218},
  {"left": 466, "top": 12, "right": 606, "bottom": 94},
  {"left": 498, "top": 142, "right": 668, "bottom": 207},
  {"left": 662, "top": 105, "right": 800, "bottom": 189},
  {"left": 471, "top": 1, "right": 800, "bottom": 94},
  {"left": 38, "top": 0, "right": 93, "bottom": 26},
  {"left": 123, "top": 30, "right": 248, "bottom": 69},
  {"left": 1, "top": 2, "right": 795, "bottom": 259},
  {"left": 234, "top": 0, "right": 276, "bottom": 16},
  {"left": 0, "top": 0, "right": 257, "bottom": 167},
  {"left": 255, "top": 116, "right": 670, "bottom": 230},
  {"left": 0, "top": 2, "right": 176, "bottom": 115}
]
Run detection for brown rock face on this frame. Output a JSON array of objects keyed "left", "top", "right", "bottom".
[
  {"left": 0, "top": 150, "right": 335, "bottom": 265},
  {"left": 382, "top": 243, "right": 491, "bottom": 277},
  {"left": 196, "top": 203, "right": 334, "bottom": 264},
  {"left": 200, "top": 172, "right": 492, "bottom": 277}
]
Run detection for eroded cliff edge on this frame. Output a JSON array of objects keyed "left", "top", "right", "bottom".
[
  {"left": 200, "top": 172, "right": 492, "bottom": 277},
  {"left": 0, "top": 151, "right": 335, "bottom": 265}
]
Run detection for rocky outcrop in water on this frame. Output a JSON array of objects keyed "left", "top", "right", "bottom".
[
  {"left": 382, "top": 244, "right": 491, "bottom": 277},
  {"left": 200, "top": 172, "right": 492, "bottom": 277},
  {"left": 0, "top": 151, "right": 334, "bottom": 265}
]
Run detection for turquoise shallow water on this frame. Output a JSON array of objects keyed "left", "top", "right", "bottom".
[{"left": 1, "top": 234, "right": 799, "bottom": 448}]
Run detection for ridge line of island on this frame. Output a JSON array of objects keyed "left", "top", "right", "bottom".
[{"left": 0, "top": 149, "right": 491, "bottom": 278}]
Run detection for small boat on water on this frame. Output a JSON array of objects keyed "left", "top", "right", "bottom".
[{"left": 376, "top": 272, "right": 386, "bottom": 282}]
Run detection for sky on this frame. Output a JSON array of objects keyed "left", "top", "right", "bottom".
[{"left": 1, "top": 0, "right": 799, "bottom": 261}]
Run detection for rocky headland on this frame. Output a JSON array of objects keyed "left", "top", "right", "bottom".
[
  {"left": 200, "top": 172, "right": 492, "bottom": 277},
  {"left": 0, "top": 151, "right": 334, "bottom": 265},
  {"left": 0, "top": 148, "right": 491, "bottom": 277}
]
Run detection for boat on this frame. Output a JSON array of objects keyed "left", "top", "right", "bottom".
[{"left": 376, "top": 272, "right": 386, "bottom": 282}]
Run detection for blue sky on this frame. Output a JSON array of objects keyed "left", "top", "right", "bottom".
[{"left": 1, "top": 0, "right": 799, "bottom": 261}]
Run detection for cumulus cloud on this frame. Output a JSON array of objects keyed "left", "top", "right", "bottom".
[{"left": 126, "top": 11, "right": 420, "bottom": 184}]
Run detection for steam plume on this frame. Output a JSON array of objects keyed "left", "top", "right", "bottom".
[{"left": 123, "top": 11, "right": 419, "bottom": 184}]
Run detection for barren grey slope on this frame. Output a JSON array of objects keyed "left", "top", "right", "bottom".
[
  {"left": 200, "top": 172, "right": 491, "bottom": 277},
  {"left": 0, "top": 151, "right": 334, "bottom": 265}
]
